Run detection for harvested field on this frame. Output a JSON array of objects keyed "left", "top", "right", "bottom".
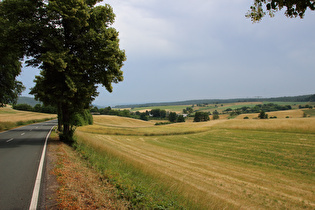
[
  {"left": 76, "top": 116, "right": 315, "bottom": 209},
  {"left": 236, "top": 109, "right": 305, "bottom": 119},
  {"left": 0, "top": 106, "right": 56, "bottom": 122}
]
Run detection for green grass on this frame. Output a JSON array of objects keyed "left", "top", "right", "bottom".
[
  {"left": 149, "top": 129, "right": 314, "bottom": 179},
  {"left": 303, "top": 109, "right": 315, "bottom": 117}
]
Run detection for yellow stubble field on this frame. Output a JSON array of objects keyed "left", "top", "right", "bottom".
[{"left": 76, "top": 115, "right": 315, "bottom": 209}]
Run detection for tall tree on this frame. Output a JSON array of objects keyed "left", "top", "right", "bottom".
[
  {"left": 1, "top": 0, "right": 126, "bottom": 142},
  {"left": 247, "top": 0, "right": 315, "bottom": 22},
  {"left": 0, "top": 1, "right": 27, "bottom": 106}
]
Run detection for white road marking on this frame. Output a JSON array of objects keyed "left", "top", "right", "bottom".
[
  {"left": 29, "top": 126, "right": 54, "bottom": 210},
  {"left": 6, "top": 138, "right": 14, "bottom": 143}
]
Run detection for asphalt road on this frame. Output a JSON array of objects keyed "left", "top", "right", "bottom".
[{"left": 0, "top": 120, "right": 57, "bottom": 210}]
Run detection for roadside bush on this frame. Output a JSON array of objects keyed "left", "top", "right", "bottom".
[{"left": 71, "top": 109, "right": 93, "bottom": 127}]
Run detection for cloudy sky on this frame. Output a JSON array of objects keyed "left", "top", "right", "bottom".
[{"left": 18, "top": 0, "right": 315, "bottom": 106}]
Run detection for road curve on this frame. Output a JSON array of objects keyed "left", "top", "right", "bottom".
[{"left": 0, "top": 120, "right": 57, "bottom": 210}]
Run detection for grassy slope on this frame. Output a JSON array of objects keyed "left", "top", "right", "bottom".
[{"left": 76, "top": 115, "right": 315, "bottom": 209}]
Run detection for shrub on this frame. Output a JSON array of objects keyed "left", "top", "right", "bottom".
[
  {"left": 244, "top": 116, "right": 249, "bottom": 119},
  {"left": 13, "top": 103, "right": 33, "bottom": 111},
  {"left": 177, "top": 115, "right": 186, "bottom": 122},
  {"left": 168, "top": 112, "right": 177, "bottom": 123},
  {"left": 212, "top": 114, "right": 219, "bottom": 120},
  {"left": 258, "top": 110, "right": 268, "bottom": 119},
  {"left": 194, "top": 112, "right": 210, "bottom": 122},
  {"left": 155, "top": 122, "right": 172, "bottom": 126}
]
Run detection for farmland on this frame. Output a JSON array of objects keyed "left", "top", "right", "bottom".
[
  {"left": 0, "top": 106, "right": 56, "bottom": 131},
  {"left": 75, "top": 113, "right": 315, "bottom": 209}
]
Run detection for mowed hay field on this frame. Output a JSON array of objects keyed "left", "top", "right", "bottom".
[
  {"left": 0, "top": 106, "right": 56, "bottom": 122},
  {"left": 0, "top": 106, "right": 56, "bottom": 131},
  {"left": 76, "top": 115, "right": 315, "bottom": 209}
]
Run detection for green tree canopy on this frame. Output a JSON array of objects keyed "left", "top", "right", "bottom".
[
  {"left": 194, "top": 112, "right": 210, "bottom": 122},
  {"left": 247, "top": 0, "right": 315, "bottom": 22},
  {"left": 168, "top": 112, "right": 178, "bottom": 123},
  {"left": 0, "top": 0, "right": 126, "bottom": 142}
]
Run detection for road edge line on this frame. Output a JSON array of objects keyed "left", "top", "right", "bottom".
[{"left": 29, "top": 126, "right": 54, "bottom": 210}]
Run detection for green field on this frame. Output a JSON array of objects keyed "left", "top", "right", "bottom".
[
  {"left": 304, "top": 109, "right": 315, "bottom": 117},
  {"left": 76, "top": 115, "right": 315, "bottom": 209}
]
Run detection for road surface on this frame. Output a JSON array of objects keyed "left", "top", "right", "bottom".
[{"left": 0, "top": 120, "right": 57, "bottom": 210}]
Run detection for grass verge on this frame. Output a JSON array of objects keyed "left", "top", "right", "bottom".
[
  {"left": 0, "top": 118, "right": 55, "bottom": 132},
  {"left": 73, "top": 132, "right": 198, "bottom": 209},
  {"left": 49, "top": 130, "right": 130, "bottom": 209}
]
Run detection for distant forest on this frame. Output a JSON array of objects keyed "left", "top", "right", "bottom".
[{"left": 114, "top": 94, "right": 315, "bottom": 109}]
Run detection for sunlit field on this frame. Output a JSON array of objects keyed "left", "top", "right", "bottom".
[
  {"left": 0, "top": 106, "right": 56, "bottom": 122},
  {"left": 76, "top": 115, "right": 315, "bottom": 209},
  {"left": 0, "top": 106, "right": 56, "bottom": 131},
  {"left": 235, "top": 109, "right": 305, "bottom": 119}
]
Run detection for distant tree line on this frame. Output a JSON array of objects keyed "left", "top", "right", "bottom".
[
  {"left": 224, "top": 103, "right": 293, "bottom": 117},
  {"left": 91, "top": 107, "right": 186, "bottom": 123},
  {"left": 299, "top": 105, "right": 313, "bottom": 109},
  {"left": 13, "top": 103, "right": 92, "bottom": 128},
  {"left": 114, "top": 94, "right": 315, "bottom": 109},
  {"left": 13, "top": 103, "right": 57, "bottom": 114}
]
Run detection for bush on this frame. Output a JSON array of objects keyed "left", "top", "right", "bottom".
[
  {"left": 243, "top": 116, "right": 249, "bottom": 119},
  {"left": 140, "top": 113, "right": 149, "bottom": 121},
  {"left": 13, "top": 103, "right": 33, "bottom": 111},
  {"left": 168, "top": 112, "right": 178, "bottom": 123},
  {"left": 71, "top": 109, "right": 93, "bottom": 127},
  {"left": 194, "top": 112, "right": 210, "bottom": 122},
  {"left": 258, "top": 110, "right": 268, "bottom": 119},
  {"left": 212, "top": 114, "right": 219, "bottom": 120},
  {"left": 177, "top": 115, "right": 186, "bottom": 122},
  {"left": 155, "top": 122, "right": 172, "bottom": 126}
]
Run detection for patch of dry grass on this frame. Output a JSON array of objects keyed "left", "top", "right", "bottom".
[{"left": 51, "top": 132, "right": 130, "bottom": 209}]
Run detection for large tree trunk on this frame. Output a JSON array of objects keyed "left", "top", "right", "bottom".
[
  {"left": 57, "top": 103, "right": 62, "bottom": 132},
  {"left": 60, "top": 104, "right": 73, "bottom": 143}
]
